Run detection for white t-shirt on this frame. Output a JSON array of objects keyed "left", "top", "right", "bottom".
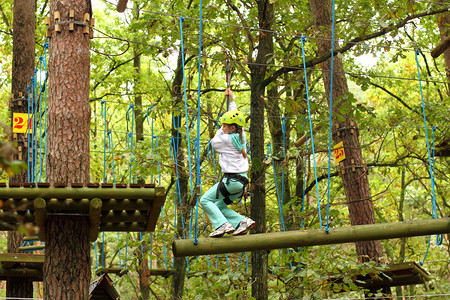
[{"left": 210, "top": 101, "right": 249, "bottom": 174}]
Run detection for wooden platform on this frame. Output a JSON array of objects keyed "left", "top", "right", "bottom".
[
  {"left": 0, "top": 183, "right": 166, "bottom": 242},
  {"left": 357, "top": 262, "right": 430, "bottom": 289},
  {"left": 333, "top": 262, "right": 430, "bottom": 290},
  {"left": 148, "top": 268, "right": 176, "bottom": 278},
  {"left": 0, "top": 254, "right": 44, "bottom": 281},
  {"left": 95, "top": 267, "right": 128, "bottom": 277}
]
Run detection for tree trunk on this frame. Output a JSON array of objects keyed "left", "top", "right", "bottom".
[
  {"left": 7, "top": 0, "right": 36, "bottom": 297},
  {"left": 436, "top": 1, "right": 450, "bottom": 96},
  {"left": 170, "top": 50, "right": 189, "bottom": 300},
  {"left": 249, "top": 1, "right": 274, "bottom": 299},
  {"left": 309, "top": 0, "right": 386, "bottom": 297},
  {"left": 44, "top": 0, "right": 91, "bottom": 298}
]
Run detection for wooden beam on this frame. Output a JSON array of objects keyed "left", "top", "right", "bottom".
[
  {"left": 34, "top": 198, "right": 46, "bottom": 241},
  {"left": 117, "top": 0, "right": 129, "bottom": 12},
  {"left": 19, "top": 245, "right": 45, "bottom": 252},
  {"left": 173, "top": 217, "right": 450, "bottom": 257},
  {"left": 0, "top": 253, "right": 45, "bottom": 266},
  {"left": 100, "top": 211, "right": 148, "bottom": 223},
  {"left": 294, "top": 125, "right": 321, "bottom": 148},
  {"left": 0, "top": 268, "right": 43, "bottom": 281},
  {"left": 89, "top": 198, "right": 102, "bottom": 242},
  {"left": 0, "top": 186, "right": 157, "bottom": 201},
  {"left": 431, "top": 35, "right": 450, "bottom": 58},
  {"left": 99, "top": 222, "right": 146, "bottom": 232},
  {"left": 146, "top": 187, "right": 165, "bottom": 231}
]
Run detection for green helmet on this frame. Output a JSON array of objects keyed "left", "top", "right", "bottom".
[{"left": 221, "top": 110, "right": 245, "bottom": 128}]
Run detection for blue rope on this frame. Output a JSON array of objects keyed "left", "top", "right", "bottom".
[
  {"left": 95, "top": 241, "right": 99, "bottom": 270},
  {"left": 301, "top": 36, "right": 323, "bottom": 228},
  {"left": 281, "top": 116, "right": 286, "bottom": 231},
  {"left": 32, "top": 70, "right": 38, "bottom": 183},
  {"left": 27, "top": 85, "right": 31, "bottom": 182},
  {"left": 325, "top": 0, "right": 337, "bottom": 233},
  {"left": 193, "top": 0, "right": 204, "bottom": 246},
  {"left": 107, "top": 131, "right": 116, "bottom": 185},
  {"left": 43, "top": 41, "right": 49, "bottom": 181},
  {"left": 102, "top": 232, "right": 105, "bottom": 268},
  {"left": 126, "top": 104, "right": 135, "bottom": 184},
  {"left": 415, "top": 50, "right": 442, "bottom": 265},
  {"left": 38, "top": 57, "right": 43, "bottom": 183},
  {"left": 117, "top": 232, "right": 122, "bottom": 269},
  {"left": 101, "top": 101, "right": 107, "bottom": 183}
]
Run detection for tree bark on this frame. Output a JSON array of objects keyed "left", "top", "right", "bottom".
[
  {"left": 249, "top": 1, "right": 274, "bottom": 299},
  {"left": 436, "top": 1, "right": 450, "bottom": 96},
  {"left": 170, "top": 50, "right": 189, "bottom": 300},
  {"left": 7, "top": 0, "right": 36, "bottom": 297},
  {"left": 44, "top": 0, "right": 91, "bottom": 298},
  {"left": 309, "top": 0, "right": 383, "bottom": 262}
]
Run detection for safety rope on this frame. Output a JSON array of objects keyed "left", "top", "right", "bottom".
[
  {"left": 126, "top": 104, "right": 135, "bottom": 184},
  {"left": 27, "top": 85, "right": 31, "bottom": 182},
  {"left": 414, "top": 50, "right": 442, "bottom": 265},
  {"left": 107, "top": 131, "right": 116, "bottom": 185},
  {"left": 43, "top": 41, "right": 49, "bottom": 181},
  {"left": 101, "top": 100, "right": 107, "bottom": 183},
  {"left": 301, "top": 36, "right": 323, "bottom": 228},
  {"left": 192, "top": 0, "right": 204, "bottom": 246},
  {"left": 325, "top": 0, "right": 336, "bottom": 233}
]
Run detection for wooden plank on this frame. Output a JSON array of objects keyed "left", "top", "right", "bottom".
[
  {"left": 34, "top": 198, "right": 46, "bottom": 241},
  {"left": 0, "top": 254, "right": 45, "bottom": 268},
  {"left": 89, "top": 198, "right": 102, "bottom": 242},
  {"left": 148, "top": 268, "right": 176, "bottom": 277},
  {"left": 145, "top": 187, "right": 165, "bottom": 232},
  {"left": 173, "top": 217, "right": 450, "bottom": 257},
  {"left": 19, "top": 245, "right": 45, "bottom": 252},
  {"left": 0, "top": 268, "right": 43, "bottom": 281},
  {"left": 0, "top": 186, "right": 157, "bottom": 201}
]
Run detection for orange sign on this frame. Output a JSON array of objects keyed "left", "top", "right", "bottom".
[
  {"left": 13, "top": 113, "right": 33, "bottom": 134},
  {"left": 333, "top": 141, "right": 345, "bottom": 163}
]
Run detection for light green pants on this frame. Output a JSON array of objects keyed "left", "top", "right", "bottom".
[{"left": 200, "top": 174, "right": 247, "bottom": 230}]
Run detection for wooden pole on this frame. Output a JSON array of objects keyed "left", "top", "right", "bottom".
[
  {"left": 117, "top": 0, "right": 128, "bottom": 12},
  {"left": 173, "top": 217, "right": 450, "bottom": 257},
  {"left": 89, "top": 198, "right": 102, "bottom": 242},
  {"left": 33, "top": 198, "right": 46, "bottom": 241},
  {"left": 294, "top": 125, "right": 321, "bottom": 148},
  {"left": 431, "top": 35, "right": 450, "bottom": 58}
]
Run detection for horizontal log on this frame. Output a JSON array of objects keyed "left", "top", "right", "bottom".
[
  {"left": 0, "top": 186, "right": 157, "bottom": 201},
  {"left": 173, "top": 217, "right": 450, "bottom": 257},
  {"left": 100, "top": 211, "right": 148, "bottom": 223},
  {"left": 19, "top": 245, "right": 45, "bottom": 252},
  {"left": 3, "top": 198, "right": 154, "bottom": 211},
  {"left": 0, "top": 254, "right": 45, "bottom": 264},
  {"left": 0, "top": 268, "right": 43, "bottom": 281},
  {"left": 99, "top": 222, "right": 146, "bottom": 232},
  {"left": 431, "top": 35, "right": 450, "bottom": 58}
]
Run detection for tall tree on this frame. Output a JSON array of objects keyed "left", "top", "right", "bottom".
[
  {"left": 44, "top": 0, "right": 91, "bottom": 298},
  {"left": 7, "top": 0, "right": 35, "bottom": 297},
  {"left": 308, "top": 0, "right": 386, "bottom": 296},
  {"left": 436, "top": 0, "right": 450, "bottom": 95},
  {"left": 249, "top": 0, "right": 274, "bottom": 299}
]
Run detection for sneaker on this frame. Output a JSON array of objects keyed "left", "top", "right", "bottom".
[
  {"left": 209, "top": 222, "right": 235, "bottom": 238},
  {"left": 233, "top": 218, "right": 256, "bottom": 236}
]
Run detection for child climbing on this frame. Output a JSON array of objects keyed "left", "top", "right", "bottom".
[{"left": 200, "top": 88, "right": 255, "bottom": 237}]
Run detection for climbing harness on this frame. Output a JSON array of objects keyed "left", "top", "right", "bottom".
[{"left": 215, "top": 173, "right": 249, "bottom": 205}]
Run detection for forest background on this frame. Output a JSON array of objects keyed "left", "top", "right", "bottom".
[{"left": 0, "top": 0, "right": 449, "bottom": 299}]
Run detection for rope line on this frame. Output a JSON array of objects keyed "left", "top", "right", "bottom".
[
  {"left": 414, "top": 49, "right": 442, "bottom": 266},
  {"left": 301, "top": 36, "right": 323, "bottom": 228},
  {"left": 325, "top": 0, "right": 336, "bottom": 233},
  {"left": 193, "top": 0, "right": 204, "bottom": 246}
]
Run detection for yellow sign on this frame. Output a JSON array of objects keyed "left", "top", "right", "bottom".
[
  {"left": 333, "top": 141, "right": 345, "bottom": 163},
  {"left": 12, "top": 113, "right": 32, "bottom": 134}
]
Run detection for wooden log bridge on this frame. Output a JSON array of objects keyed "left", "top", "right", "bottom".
[
  {"left": 0, "top": 183, "right": 166, "bottom": 242},
  {"left": 173, "top": 217, "right": 450, "bottom": 257}
]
